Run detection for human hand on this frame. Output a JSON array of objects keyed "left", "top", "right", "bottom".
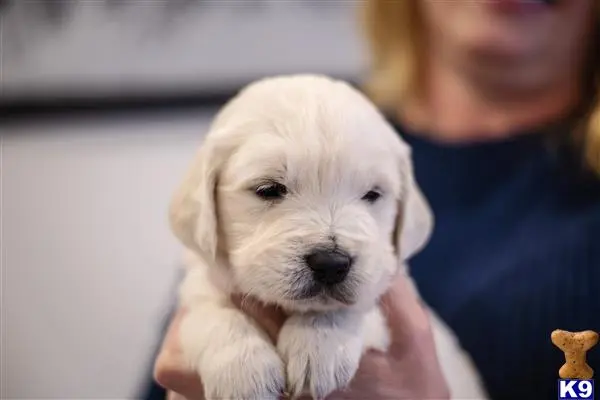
[{"left": 153, "top": 275, "right": 450, "bottom": 400}]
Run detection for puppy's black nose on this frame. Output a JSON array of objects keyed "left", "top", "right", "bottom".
[{"left": 304, "top": 249, "right": 352, "bottom": 285}]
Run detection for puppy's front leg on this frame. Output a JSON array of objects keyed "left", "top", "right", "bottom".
[
  {"left": 179, "top": 265, "right": 285, "bottom": 400},
  {"left": 180, "top": 302, "right": 285, "bottom": 400},
  {"left": 277, "top": 311, "right": 364, "bottom": 399}
]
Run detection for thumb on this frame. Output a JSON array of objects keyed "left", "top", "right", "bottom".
[{"left": 379, "top": 273, "right": 434, "bottom": 356}]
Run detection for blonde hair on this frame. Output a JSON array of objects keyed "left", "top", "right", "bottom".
[{"left": 360, "top": 0, "right": 600, "bottom": 175}]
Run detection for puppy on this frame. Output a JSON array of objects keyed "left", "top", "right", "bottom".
[{"left": 169, "top": 74, "right": 433, "bottom": 399}]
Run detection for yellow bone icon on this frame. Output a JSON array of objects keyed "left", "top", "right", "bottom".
[{"left": 551, "top": 329, "right": 598, "bottom": 380}]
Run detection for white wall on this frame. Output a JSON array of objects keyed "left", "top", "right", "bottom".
[
  {"left": 2, "top": 112, "right": 216, "bottom": 398},
  {"left": 2, "top": 1, "right": 365, "bottom": 96},
  {"left": 1, "top": 2, "right": 365, "bottom": 398}
]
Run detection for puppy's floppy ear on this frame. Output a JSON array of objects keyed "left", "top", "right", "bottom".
[
  {"left": 395, "top": 144, "right": 434, "bottom": 261},
  {"left": 169, "top": 131, "right": 233, "bottom": 262}
]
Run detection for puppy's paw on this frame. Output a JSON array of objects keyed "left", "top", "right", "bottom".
[
  {"left": 198, "top": 336, "right": 285, "bottom": 400},
  {"left": 362, "top": 305, "right": 391, "bottom": 353},
  {"left": 277, "top": 313, "right": 363, "bottom": 399}
]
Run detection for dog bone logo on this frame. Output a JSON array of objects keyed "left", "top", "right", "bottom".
[{"left": 551, "top": 329, "right": 599, "bottom": 379}]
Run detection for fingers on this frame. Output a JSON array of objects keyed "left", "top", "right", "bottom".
[
  {"left": 167, "top": 391, "right": 190, "bottom": 400},
  {"left": 376, "top": 274, "right": 451, "bottom": 399},
  {"left": 330, "top": 350, "right": 449, "bottom": 400},
  {"left": 154, "top": 309, "right": 205, "bottom": 400},
  {"left": 379, "top": 273, "right": 432, "bottom": 353},
  {"left": 327, "top": 352, "right": 409, "bottom": 400}
]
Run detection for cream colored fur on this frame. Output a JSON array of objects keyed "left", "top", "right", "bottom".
[{"left": 169, "top": 74, "right": 486, "bottom": 400}]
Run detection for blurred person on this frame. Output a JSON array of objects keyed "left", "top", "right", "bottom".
[{"left": 148, "top": 0, "right": 600, "bottom": 399}]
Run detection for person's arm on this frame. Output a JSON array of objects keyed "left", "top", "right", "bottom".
[{"left": 153, "top": 274, "right": 450, "bottom": 400}]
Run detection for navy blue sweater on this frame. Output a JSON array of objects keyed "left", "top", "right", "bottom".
[
  {"left": 143, "top": 119, "right": 600, "bottom": 400},
  {"left": 397, "top": 119, "right": 600, "bottom": 399}
]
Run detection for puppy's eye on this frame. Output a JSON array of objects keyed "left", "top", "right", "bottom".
[
  {"left": 255, "top": 182, "right": 288, "bottom": 201},
  {"left": 362, "top": 190, "right": 382, "bottom": 203}
]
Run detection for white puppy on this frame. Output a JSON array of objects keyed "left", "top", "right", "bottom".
[{"left": 169, "top": 74, "right": 485, "bottom": 400}]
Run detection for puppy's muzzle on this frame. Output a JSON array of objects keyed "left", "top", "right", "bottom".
[{"left": 304, "top": 248, "right": 353, "bottom": 285}]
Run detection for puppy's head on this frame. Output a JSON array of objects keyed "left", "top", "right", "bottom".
[{"left": 170, "top": 75, "right": 433, "bottom": 312}]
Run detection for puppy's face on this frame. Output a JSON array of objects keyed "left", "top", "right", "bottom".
[
  {"left": 218, "top": 129, "right": 399, "bottom": 312},
  {"left": 170, "top": 75, "right": 433, "bottom": 313}
]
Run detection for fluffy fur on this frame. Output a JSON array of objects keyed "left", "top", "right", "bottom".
[{"left": 169, "top": 74, "right": 484, "bottom": 399}]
